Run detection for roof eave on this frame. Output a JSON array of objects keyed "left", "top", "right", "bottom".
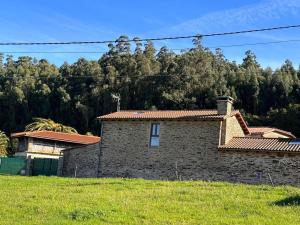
[
  {"left": 11, "top": 132, "right": 100, "bottom": 145},
  {"left": 98, "top": 117, "right": 226, "bottom": 122},
  {"left": 11, "top": 132, "right": 27, "bottom": 138},
  {"left": 270, "top": 130, "right": 296, "bottom": 139},
  {"left": 218, "top": 147, "right": 300, "bottom": 154}
]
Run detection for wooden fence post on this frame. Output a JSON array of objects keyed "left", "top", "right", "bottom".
[{"left": 25, "top": 156, "right": 32, "bottom": 176}]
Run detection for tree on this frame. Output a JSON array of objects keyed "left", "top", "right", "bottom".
[
  {"left": 267, "top": 104, "right": 300, "bottom": 137},
  {"left": 25, "top": 118, "right": 77, "bottom": 133},
  {"left": 0, "top": 38, "right": 300, "bottom": 137}
]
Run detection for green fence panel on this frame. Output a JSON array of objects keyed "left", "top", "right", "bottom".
[
  {"left": 0, "top": 157, "right": 27, "bottom": 175},
  {"left": 32, "top": 158, "right": 58, "bottom": 176},
  {"left": 50, "top": 159, "right": 58, "bottom": 175},
  {"left": 32, "top": 158, "right": 45, "bottom": 176}
]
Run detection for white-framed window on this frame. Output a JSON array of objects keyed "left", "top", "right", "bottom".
[{"left": 150, "top": 123, "right": 160, "bottom": 147}]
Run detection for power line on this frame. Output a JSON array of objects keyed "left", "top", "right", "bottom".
[
  {"left": 2, "top": 38, "right": 300, "bottom": 54},
  {"left": 0, "top": 51, "right": 107, "bottom": 54},
  {"left": 0, "top": 24, "right": 299, "bottom": 46},
  {"left": 207, "top": 39, "right": 300, "bottom": 48}
]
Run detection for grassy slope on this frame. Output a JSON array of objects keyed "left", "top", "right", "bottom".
[{"left": 0, "top": 176, "right": 299, "bottom": 225}]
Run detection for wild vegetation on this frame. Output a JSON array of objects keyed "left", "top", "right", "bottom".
[
  {"left": 0, "top": 176, "right": 299, "bottom": 225},
  {"left": 25, "top": 118, "right": 78, "bottom": 133},
  {"left": 0, "top": 36, "right": 300, "bottom": 136},
  {"left": 0, "top": 131, "right": 8, "bottom": 156}
]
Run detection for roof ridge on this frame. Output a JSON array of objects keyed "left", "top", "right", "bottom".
[
  {"left": 248, "top": 126, "right": 274, "bottom": 129},
  {"left": 117, "top": 109, "right": 240, "bottom": 112},
  {"left": 11, "top": 130, "right": 100, "bottom": 145},
  {"left": 118, "top": 109, "right": 219, "bottom": 112}
]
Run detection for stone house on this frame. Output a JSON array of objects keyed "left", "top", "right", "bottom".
[
  {"left": 94, "top": 96, "right": 300, "bottom": 186},
  {"left": 11, "top": 131, "right": 100, "bottom": 159}
]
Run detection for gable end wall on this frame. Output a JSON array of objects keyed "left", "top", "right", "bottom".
[{"left": 100, "top": 120, "right": 222, "bottom": 180}]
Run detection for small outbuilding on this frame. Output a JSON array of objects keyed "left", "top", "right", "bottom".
[
  {"left": 11, "top": 131, "right": 100, "bottom": 159},
  {"left": 11, "top": 131, "right": 100, "bottom": 176},
  {"left": 248, "top": 127, "right": 295, "bottom": 139}
]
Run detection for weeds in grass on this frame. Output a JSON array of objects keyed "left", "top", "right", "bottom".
[{"left": 68, "top": 209, "right": 106, "bottom": 221}]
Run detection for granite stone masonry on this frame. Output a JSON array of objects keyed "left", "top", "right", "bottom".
[
  {"left": 62, "top": 143, "right": 100, "bottom": 178},
  {"left": 62, "top": 97, "right": 300, "bottom": 186}
]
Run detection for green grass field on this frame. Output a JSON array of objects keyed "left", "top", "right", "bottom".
[{"left": 0, "top": 176, "right": 299, "bottom": 225}]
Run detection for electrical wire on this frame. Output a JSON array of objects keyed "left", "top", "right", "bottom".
[
  {"left": 0, "top": 24, "right": 299, "bottom": 46},
  {"left": 2, "top": 38, "right": 300, "bottom": 54}
]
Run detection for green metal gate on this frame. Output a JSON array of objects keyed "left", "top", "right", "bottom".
[
  {"left": 0, "top": 157, "right": 27, "bottom": 175},
  {"left": 32, "top": 158, "right": 58, "bottom": 176}
]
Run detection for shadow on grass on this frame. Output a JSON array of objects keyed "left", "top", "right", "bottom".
[{"left": 273, "top": 195, "right": 300, "bottom": 206}]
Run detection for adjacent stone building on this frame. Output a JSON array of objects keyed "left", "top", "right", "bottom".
[
  {"left": 247, "top": 127, "right": 295, "bottom": 138},
  {"left": 218, "top": 137, "right": 300, "bottom": 185},
  {"left": 96, "top": 96, "right": 300, "bottom": 186}
]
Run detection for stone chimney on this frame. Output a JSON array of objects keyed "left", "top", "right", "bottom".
[{"left": 216, "top": 96, "right": 234, "bottom": 116}]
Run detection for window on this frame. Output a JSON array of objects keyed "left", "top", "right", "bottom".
[{"left": 150, "top": 123, "right": 160, "bottom": 147}]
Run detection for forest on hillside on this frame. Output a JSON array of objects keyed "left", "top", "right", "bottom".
[{"left": 0, "top": 36, "right": 300, "bottom": 137}]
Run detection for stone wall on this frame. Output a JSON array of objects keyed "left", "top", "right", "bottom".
[
  {"left": 221, "top": 116, "right": 245, "bottom": 144},
  {"left": 217, "top": 99, "right": 232, "bottom": 115},
  {"left": 99, "top": 117, "right": 300, "bottom": 186},
  {"left": 62, "top": 143, "right": 100, "bottom": 178},
  {"left": 100, "top": 120, "right": 222, "bottom": 180},
  {"left": 217, "top": 151, "right": 300, "bottom": 186}
]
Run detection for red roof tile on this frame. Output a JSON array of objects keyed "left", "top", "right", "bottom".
[
  {"left": 248, "top": 127, "right": 295, "bottom": 138},
  {"left": 219, "top": 137, "right": 300, "bottom": 153},
  {"left": 11, "top": 131, "right": 100, "bottom": 145},
  {"left": 98, "top": 110, "right": 236, "bottom": 120},
  {"left": 248, "top": 127, "right": 274, "bottom": 134}
]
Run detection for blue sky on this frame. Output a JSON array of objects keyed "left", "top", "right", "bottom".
[{"left": 1, "top": 0, "right": 300, "bottom": 68}]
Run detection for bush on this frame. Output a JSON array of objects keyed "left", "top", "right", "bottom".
[{"left": 0, "top": 131, "right": 9, "bottom": 156}]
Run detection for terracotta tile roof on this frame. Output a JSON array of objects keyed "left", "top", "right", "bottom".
[
  {"left": 248, "top": 127, "right": 274, "bottom": 134},
  {"left": 98, "top": 110, "right": 250, "bottom": 135},
  {"left": 248, "top": 127, "right": 295, "bottom": 138},
  {"left": 235, "top": 112, "right": 250, "bottom": 135},
  {"left": 219, "top": 137, "right": 300, "bottom": 153},
  {"left": 98, "top": 110, "right": 237, "bottom": 120},
  {"left": 11, "top": 131, "right": 100, "bottom": 145}
]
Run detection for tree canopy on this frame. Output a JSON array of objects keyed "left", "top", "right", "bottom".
[{"left": 0, "top": 37, "right": 299, "bottom": 137}]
